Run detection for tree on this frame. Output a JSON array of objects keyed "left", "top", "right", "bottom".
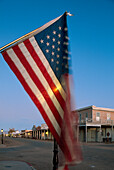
[{"left": 8, "top": 128, "right": 15, "bottom": 134}]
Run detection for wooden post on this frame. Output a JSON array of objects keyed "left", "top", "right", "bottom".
[
  {"left": 53, "top": 138, "right": 58, "bottom": 170},
  {"left": 85, "top": 125, "right": 87, "bottom": 143},
  {"left": 100, "top": 126, "right": 102, "bottom": 143}
]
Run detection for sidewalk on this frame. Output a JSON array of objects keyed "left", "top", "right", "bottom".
[
  {"left": 0, "top": 139, "right": 36, "bottom": 169},
  {"left": 0, "top": 161, "right": 36, "bottom": 170}
]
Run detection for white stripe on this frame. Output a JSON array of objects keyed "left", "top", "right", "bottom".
[
  {"left": 6, "top": 48, "right": 61, "bottom": 136},
  {"left": 18, "top": 42, "right": 64, "bottom": 119},
  {"left": 29, "top": 36, "right": 66, "bottom": 101}
]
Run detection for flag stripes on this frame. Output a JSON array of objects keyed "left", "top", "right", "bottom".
[
  {"left": 1, "top": 12, "right": 82, "bottom": 167},
  {"left": 29, "top": 37, "right": 66, "bottom": 101},
  {"left": 18, "top": 41, "right": 64, "bottom": 119},
  {"left": 2, "top": 35, "right": 76, "bottom": 163},
  {"left": 12, "top": 44, "right": 63, "bottom": 128},
  {"left": 3, "top": 48, "right": 61, "bottom": 137}
]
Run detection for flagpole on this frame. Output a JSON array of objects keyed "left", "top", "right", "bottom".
[
  {"left": 53, "top": 138, "right": 58, "bottom": 170},
  {"left": 0, "top": 27, "right": 40, "bottom": 53}
]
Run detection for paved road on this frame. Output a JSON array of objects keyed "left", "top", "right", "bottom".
[{"left": 0, "top": 137, "right": 114, "bottom": 170}]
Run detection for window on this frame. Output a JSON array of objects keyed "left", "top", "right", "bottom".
[
  {"left": 96, "top": 112, "right": 100, "bottom": 117},
  {"left": 79, "top": 114, "right": 81, "bottom": 121},
  {"left": 107, "top": 113, "right": 111, "bottom": 120},
  {"left": 86, "top": 112, "right": 88, "bottom": 118},
  {"left": 85, "top": 112, "right": 88, "bottom": 121},
  {"left": 96, "top": 112, "right": 100, "bottom": 121}
]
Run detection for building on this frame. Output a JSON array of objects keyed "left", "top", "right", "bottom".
[
  {"left": 32, "top": 124, "right": 53, "bottom": 140},
  {"left": 20, "top": 130, "right": 32, "bottom": 138},
  {"left": 77, "top": 105, "right": 114, "bottom": 142}
]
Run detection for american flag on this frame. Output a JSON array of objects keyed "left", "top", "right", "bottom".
[{"left": 1, "top": 12, "right": 82, "bottom": 167}]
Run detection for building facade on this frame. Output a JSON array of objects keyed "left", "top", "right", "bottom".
[
  {"left": 77, "top": 105, "right": 114, "bottom": 142},
  {"left": 32, "top": 124, "right": 53, "bottom": 140}
]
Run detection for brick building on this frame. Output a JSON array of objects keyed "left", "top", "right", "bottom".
[{"left": 77, "top": 105, "right": 114, "bottom": 142}]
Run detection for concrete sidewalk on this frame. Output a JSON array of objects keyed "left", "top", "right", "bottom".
[{"left": 0, "top": 161, "right": 36, "bottom": 170}]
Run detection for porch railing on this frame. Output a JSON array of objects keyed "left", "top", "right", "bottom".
[{"left": 79, "top": 118, "right": 114, "bottom": 125}]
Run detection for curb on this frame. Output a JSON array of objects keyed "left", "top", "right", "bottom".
[{"left": 0, "top": 161, "right": 36, "bottom": 170}]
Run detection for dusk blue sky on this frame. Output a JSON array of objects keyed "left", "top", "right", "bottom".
[{"left": 0, "top": 0, "right": 114, "bottom": 131}]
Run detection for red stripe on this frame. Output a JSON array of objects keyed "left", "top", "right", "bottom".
[
  {"left": 24, "top": 39, "right": 65, "bottom": 111},
  {"left": 12, "top": 45, "right": 62, "bottom": 127},
  {"left": 2, "top": 50, "right": 60, "bottom": 142}
]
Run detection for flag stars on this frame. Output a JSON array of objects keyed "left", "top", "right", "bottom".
[
  {"left": 58, "top": 41, "right": 60, "bottom": 45},
  {"left": 53, "top": 31, "right": 56, "bottom": 35},
  {"left": 37, "top": 24, "right": 70, "bottom": 76},
  {"left": 58, "top": 34, "right": 61, "bottom": 38},
  {"left": 59, "top": 26, "right": 62, "bottom": 30},
  {"left": 40, "top": 39, "right": 44, "bottom": 43},
  {"left": 57, "top": 48, "right": 60, "bottom": 51},
  {"left": 52, "top": 45, "right": 55, "bottom": 49},
  {"left": 51, "top": 58, "right": 54, "bottom": 62},
  {"left": 65, "top": 36, "right": 69, "bottom": 40},
  {"left": 63, "top": 42, "right": 69, "bottom": 45},
  {"left": 52, "top": 38, "right": 55, "bottom": 42},
  {"left": 52, "top": 52, "right": 54, "bottom": 55},
  {"left": 57, "top": 54, "right": 59, "bottom": 58},
  {"left": 64, "top": 27, "right": 68, "bottom": 31},
  {"left": 46, "top": 49, "right": 49, "bottom": 53},
  {"left": 46, "top": 42, "right": 50, "bottom": 46},
  {"left": 63, "top": 56, "right": 67, "bottom": 59},
  {"left": 65, "top": 50, "right": 68, "bottom": 54},
  {"left": 47, "top": 35, "right": 50, "bottom": 39}
]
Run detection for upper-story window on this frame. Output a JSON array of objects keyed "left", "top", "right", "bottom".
[
  {"left": 86, "top": 112, "right": 88, "bottom": 118},
  {"left": 96, "top": 112, "right": 100, "bottom": 121},
  {"left": 79, "top": 113, "right": 81, "bottom": 121},
  {"left": 86, "top": 112, "right": 88, "bottom": 120},
  {"left": 107, "top": 113, "right": 111, "bottom": 120}
]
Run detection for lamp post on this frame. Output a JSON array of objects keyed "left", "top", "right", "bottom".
[
  {"left": 53, "top": 138, "right": 58, "bottom": 170},
  {"left": 1, "top": 129, "right": 3, "bottom": 144}
]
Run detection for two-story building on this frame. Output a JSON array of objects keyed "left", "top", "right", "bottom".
[{"left": 77, "top": 105, "right": 114, "bottom": 142}]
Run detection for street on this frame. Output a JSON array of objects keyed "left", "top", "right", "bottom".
[{"left": 0, "top": 137, "right": 114, "bottom": 170}]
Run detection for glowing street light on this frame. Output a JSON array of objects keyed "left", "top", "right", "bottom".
[{"left": 1, "top": 129, "right": 3, "bottom": 144}]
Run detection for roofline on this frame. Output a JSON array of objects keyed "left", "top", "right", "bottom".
[
  {"left": 92, "top": 105, "right": 114, "bottom": 112},
  {"left": 76, "top": 105, "right": 93, "bottom": 111},
  {"left": 76, "top": 105, "right": 114, "bottom": 112}
]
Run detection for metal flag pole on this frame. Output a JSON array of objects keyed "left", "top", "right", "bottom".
[
  {"left": 53, "top": 138, "right": 58, "bottom": 170},
  {"left": 0, "top": 27, "right": 40, "bottom": 53}
]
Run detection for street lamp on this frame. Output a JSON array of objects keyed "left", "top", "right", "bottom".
[{"left": 1, "top": 129, "right": 3, "bottom": 144}]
